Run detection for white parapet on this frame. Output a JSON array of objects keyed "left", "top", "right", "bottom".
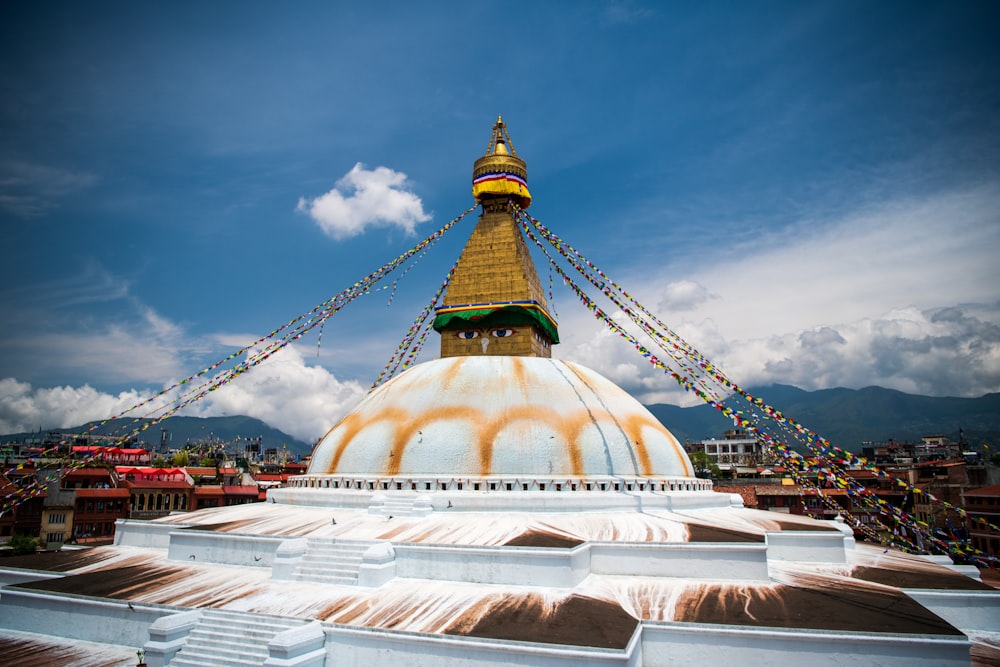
[
  {"left": 0, "top": 566, "right": 65, "bottom": 587},
  {"left": 641, "top": 621, "right": 971, "bottom": 666},
  {"left": 590, "top": 542, "right": 770, "bottom": 581},
  {"left": 905, "top": 589, "right": 1000, "bottom": 633},
  {"left": 0, "top": 587, "right": 174, "bottom": 648},
  {"left": 321, "top": 623, "right": 641, "bottom": 667},
  {"left": 166, "top": 529, "right": 287, "bottom": 567},
  {"left": 766, "top": 530, "right": 848, "bottom": 563},
  {"left": 394, "top": 542, "right": 590, "bottom": 588},
  {"left": 264, "top": 620, "right": 327, "bottom": 667},
  {"left": 358, "top": 542, "right": 397, "bottom": 588},
  {"left": 143, "top": 609, "right": 202, "bottom": 667},
  {"left": 272, "top": 537, "right": 309, "bottom": 581},
  {"left": 115, "top": 518, "right": 188, "bottom": 549}
]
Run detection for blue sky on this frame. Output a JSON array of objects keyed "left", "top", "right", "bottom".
[{"left": 1, "top": 1, "right": 998, "bottom": 442}]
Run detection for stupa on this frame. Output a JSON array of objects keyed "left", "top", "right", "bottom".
[{"left": 0, "top": 118, "right": 998, "bottom": 666}]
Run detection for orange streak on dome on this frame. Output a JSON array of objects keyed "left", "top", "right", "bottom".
[
  {"left": 481, "top": 405, "right": 585, "bottom": 476},
  {"left": 326, "top": 407, "right": 410, "bottom": 473},
  {"left": 437, "top": 357, "right": 468, "bottom": 392},
  {"left": 386, "top": 405, "right": 487, "bottom": 476},
  {"left": 326, "top": 411, "right": 369, "bottom": 472},
  {"left": 623, "top": 416, "right": 654, "bottom": 476},
  {"left": 622, "top": 414, "right": 681, "bottom": 476},
  {"left": 510, "top": 356, "right": 528, "bottom": 390},
  {"left": 559, "top": 412, "right": 591, "bottom": 476}
]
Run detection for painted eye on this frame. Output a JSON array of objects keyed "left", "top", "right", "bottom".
[
  {"left": 456, "top": 331, "right": 480, "bottom": 339},
  {"left": 491, "top": 328, "right": 516, "bottom": 338}
]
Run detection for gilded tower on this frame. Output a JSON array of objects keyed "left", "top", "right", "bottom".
[{"left": 432, "top": 117, "right": 559, "bottom": 358}]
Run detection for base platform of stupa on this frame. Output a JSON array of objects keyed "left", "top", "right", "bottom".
[{"left": 1, "top": 486, "right": 999, "bottom": 666}]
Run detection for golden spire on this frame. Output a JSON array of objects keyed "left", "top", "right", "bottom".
[{"left": 433, "top": 117, "right": 557, "bottom": 358}]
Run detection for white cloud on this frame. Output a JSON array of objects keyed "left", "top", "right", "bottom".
[
  {"left": 182, "top": 343, "right": 366, "bottom": 443},
  {"left": 553, "top": 184, "right": 1000, "bottom": 402},
  {"left": 0, "top": 160, "right": 98, "bottom": 218},
  {"left": 0, "top": 344, "right": 368, "bottom": 444},
  {"left": 659, "top": 280, "right": 715, "bottom": 312},
  {"left": 0, "top": 378, "right": 146, "bottom": 434},
  {"left": 557, "top": 300, "right": 1000, "bottom": 407},
  {"left": 671, "top": 183, "right": 1000, "bottom": 340},
  {"left": 297, "top": 163, "right": 431, "bottom": 240},
  {"left": 717, "top": 304, "right": 1000, "bottom": 396}
]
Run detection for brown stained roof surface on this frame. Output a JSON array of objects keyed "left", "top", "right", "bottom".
[
  {"left": 0, "top": 547, "right": 146, "bottom": 573},
  {"left": 1, "top": 539, "right": 983, "bottom": 645},
  {"left": 672, "top": 580, "right": 963, "bottom": 636},
  {"left": 685, "top": 523, "right": 765, "bottom": 543},
  {"left": 0, "top": 630, "right": 136, "bottom": 666},
  {"left": 503, "top": 529, "right": 584, "bottom": 548},
  {"left": 770, "top": 519, "right": 838, "bottom": 531},
  {"left": 445, "top": 593, "right": 638, "bottom": 649},
  {"left": 852, "top": 565, "right": 994, "bottom": 591}
]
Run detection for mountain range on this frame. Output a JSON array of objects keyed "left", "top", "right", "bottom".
[
  {"left": 3, "top": 385, "right": 999, "bottom": 457},
  {"left": 646, "top": 384, "right": 1000, "bottom": 451}
]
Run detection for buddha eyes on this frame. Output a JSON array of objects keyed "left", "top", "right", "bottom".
[{"left": 455, "top": 328, "right": 517, "bottom": 339}]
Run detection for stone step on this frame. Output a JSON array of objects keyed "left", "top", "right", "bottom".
[
  {"left": 302, "top": 548, "right": 364, "bottom": 558},
  {"left": 292, "top": 540, "right": 370, "bottom": 585},
  {"left": 176, "top": 641, "right": 266, "bottom": 662},
  {"left": 194, "top": 620, "right": 301, "bottom": 639},
  {"left": 169, "top": 653, "right": 261, "bottom": 667},
  {"left": 167, "top": 610, "right": 310, "bottom": 667},
  {"left": 297, "top": 564, "right": 359, "bottom": 576},
  {"left": 200, "top": 609, "right": 304, "bottom": 630},
  {"left": 295, "top": 569, "right": 358, "bottom": 581},
  {"left": 168, "top": 646, "right": 264, "bottom": 667},
  {"left": 187, "top": 628, "right": 274, "bottom": 648},
  {"left": 300, "top": 555, "right": 363, "bottom": 568},
  {"left": 296, "top": 574, "right": 358, "bottom": 586}
]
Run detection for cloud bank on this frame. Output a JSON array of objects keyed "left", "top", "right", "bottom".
[
  {"left": 297, "top": 163, "right": 430, "bottom": 240},
  {"left": 0, "top": 344, "right": 367, "bottom": 444},
  {"left": 554, "top": 184, "right": 1000, "bottom": 404}
]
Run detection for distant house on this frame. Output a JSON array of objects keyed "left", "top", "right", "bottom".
[
  {"left": 963, "top": 483, "right": 1000, "bottom": 561},
  {"left": 71, "top": 446, "right": 151, "bottom": 465},
  {"left": 117, "top": 466, "right": 192, "bottom": 519}
]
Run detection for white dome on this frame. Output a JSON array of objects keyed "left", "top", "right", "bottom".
[{"left": 308, "top": 356, "right": 694, "bottom": 479}]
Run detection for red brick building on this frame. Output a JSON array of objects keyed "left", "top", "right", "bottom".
[{"left": 964, "top": 483, "right": 1000, "bottom": 562}]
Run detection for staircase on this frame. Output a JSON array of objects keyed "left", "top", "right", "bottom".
[
  {"left": 368, "top": 492, "right": 432, "bottom": 518},
  {"left": 292, "top": 538, "right": 369, "bottom": 585},
  {"left": 167, "top": 608, "right": 309, "bottom": 667}
]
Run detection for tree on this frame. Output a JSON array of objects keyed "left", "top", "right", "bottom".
[
  {"left": 172, "top": 451, "right": 190, "bottom": 467},
  {"left": 6, "top": 533, "right": 41, "bottom": 556},
  {"left": 688, "top": 451, "right": 720, "bottom": 478}
]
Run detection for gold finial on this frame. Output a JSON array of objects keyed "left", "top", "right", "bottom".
[
  {"left": 473, "top": 116, "right": 530, "bottom": 209},
  {"left": 483, "top": 115, "right": 518, "bottom": 157}
]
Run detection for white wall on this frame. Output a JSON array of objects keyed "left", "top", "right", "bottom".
[
  {"left": 393, "top": 543, "right": 590, "bottom": 587},
  {"left": 322, "top": 623, "right": 640, "bottom": 667},
  {"left": 590, "top": 542, "right": 769, "bottom": 581},
  {"left": 640, "top": 621, "right": 971, "bottom": 666}
]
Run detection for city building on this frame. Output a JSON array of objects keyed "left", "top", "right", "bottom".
[{"left": 964, "top": 483, "right": 1000, "bottom": 561}]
